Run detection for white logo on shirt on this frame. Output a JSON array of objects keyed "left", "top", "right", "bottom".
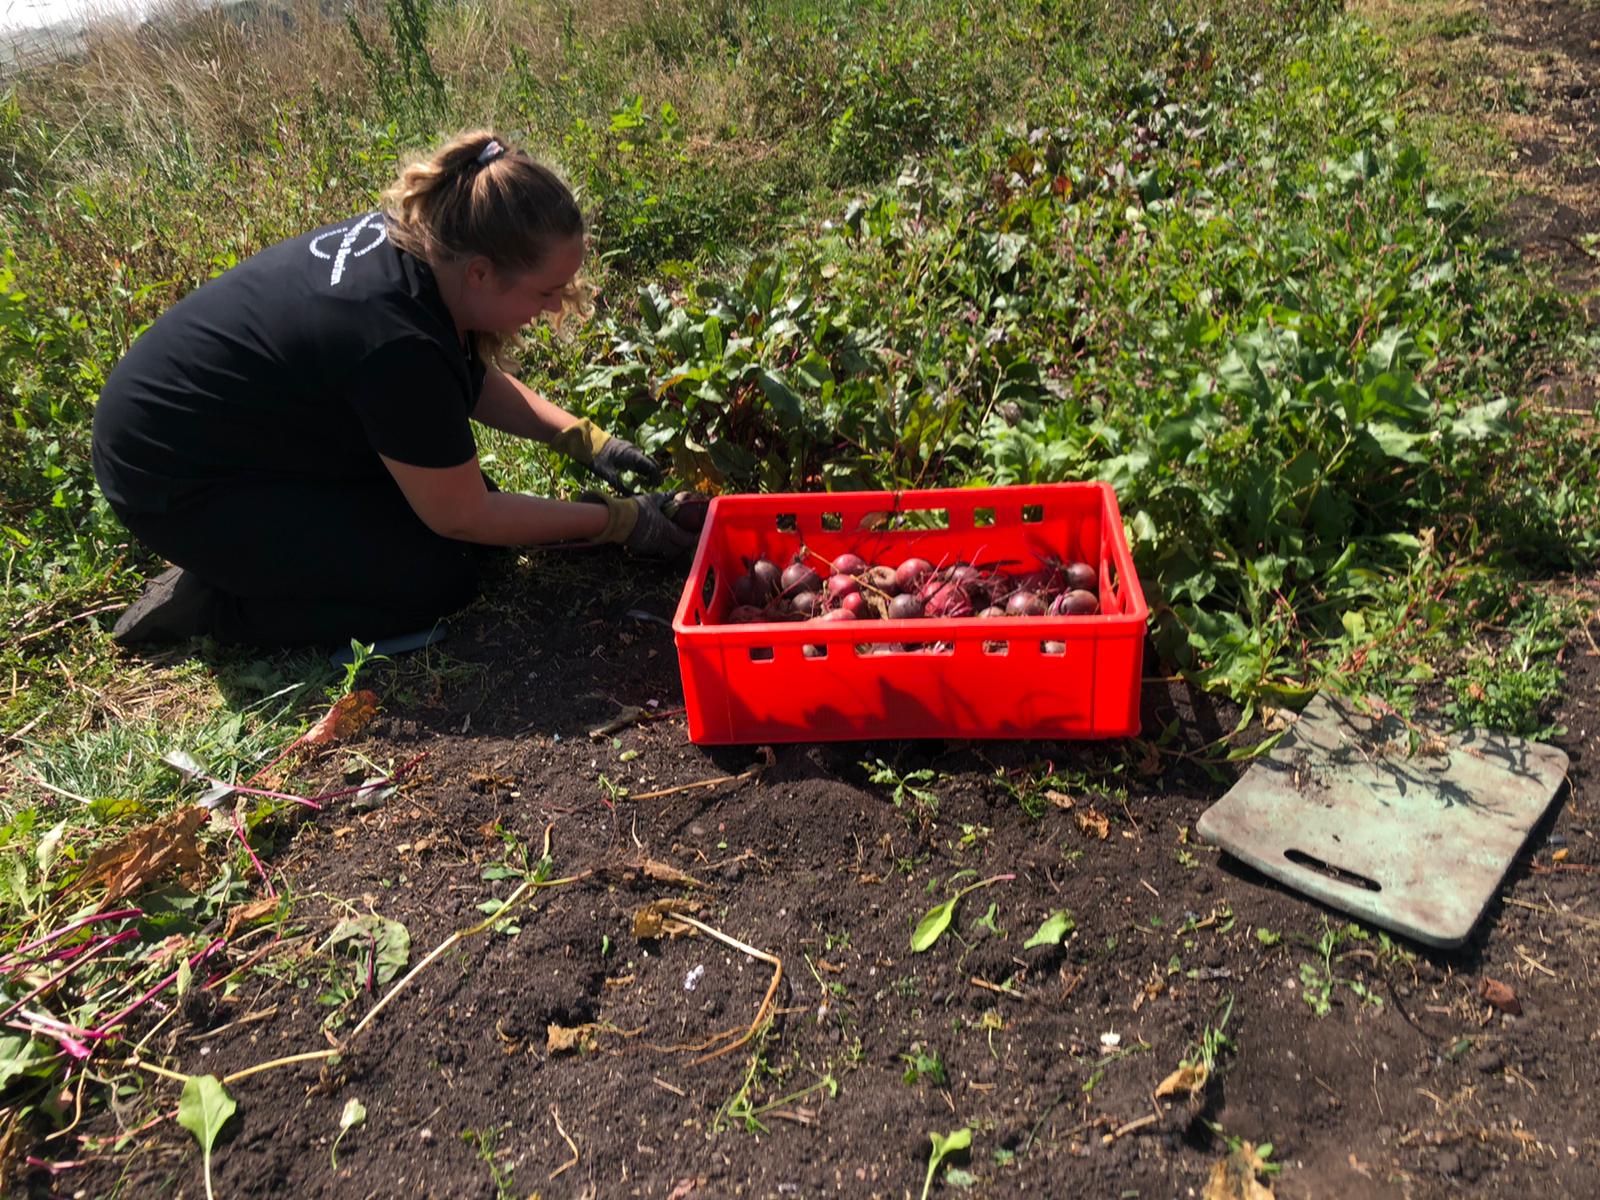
[{"left": 309, "top": 212, "right": 388, "bottom": 286}]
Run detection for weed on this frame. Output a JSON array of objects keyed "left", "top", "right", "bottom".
[
  {"left": 901, "top": 1046, "right": 947, "bottom": 1087},
  {"left": 1298, "top": 920, "right": 1385, "bottom": 1016},
  {"left": 862, "top": 758, "right": 940, "bottom": 830},
  {"left": 920, "top": 1127, "right": 972, "bottom": 1200},
  {"left": 461, "top": 1125, "right": 517, "bottom": 1200}
]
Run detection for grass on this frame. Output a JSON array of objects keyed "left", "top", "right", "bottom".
[{"left": 0, "top": 0, "right": 1596, "bottom": 1174}]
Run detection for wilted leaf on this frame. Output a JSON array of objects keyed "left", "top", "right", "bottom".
[
  {"left": 633, "top": 898, "right": 701, "bottom": 940},
  {"left": 224, "top": 897, "right": 281, "bottom": 938},
  {"left": 547, "top": 1023, "right": 599, "bottom": 1054},
  {"left": 618, "top": 857, "right": 706, "bottom": 889},
  {"left": 328, "top": 915, "right": 410, "bottom": 985},
  {"left": 303, "top": 690, "right": 379, "bottom": 747},
  {"left": 1023, "top": 910, "right": 1076, "bottom": 949},
  {"left": 69, "top": 806, "right": 206, "bottom": 904},
  {"left": 339, "top": 1097, "right": 366, "bottom": 1131},
  {"left": 1075, "top": 808, "right": 1110, "bottom": 840},
  {"left": 1155, "top": 1063, "right": 1209, "bottom": 1099},
  {"left": 35, "top": 821, "right": 66, "bottom": 877},
  {"left": 1202, "top": 1142, "right": 1275, "bottom": 1200}
]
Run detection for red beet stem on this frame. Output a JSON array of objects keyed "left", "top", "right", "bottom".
[
  {"left": 0, "top": 930, "right": 142, "bottom": 1024},
  {"left": 92, "top": 937, "right": 227, "bottom": 1037},
  {"left": 0, "top": 910, "right": 144, "bottom": 974}
]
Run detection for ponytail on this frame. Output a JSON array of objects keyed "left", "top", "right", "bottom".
[{"left": 383, "top": 130, "right": 589, "bottom": 352}]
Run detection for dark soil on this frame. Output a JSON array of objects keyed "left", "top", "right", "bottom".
[
  {"left": 25, "top": 4, "right": 1600, "bottom": 1197},
  {"left": 33, "top": 546, "right": 1598, "bottom": 1200}
]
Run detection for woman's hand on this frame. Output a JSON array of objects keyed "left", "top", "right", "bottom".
[
  {"left": 580, "top": 491, "right": 696, "bottom": 558},
  {"left": 551, "top": 418, "right": 663, "bottom": 490},
  {"left": 590, "top": 434, "right": 662, "bottom": 490}
]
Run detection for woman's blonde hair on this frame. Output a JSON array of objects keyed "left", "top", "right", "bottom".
[{"left": 383, "top": 129, "right": 589, "bottom": 356}]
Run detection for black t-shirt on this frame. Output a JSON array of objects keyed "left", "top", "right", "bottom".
[{"left": 92, "top": 211, "right": 485, "bottom": 514}]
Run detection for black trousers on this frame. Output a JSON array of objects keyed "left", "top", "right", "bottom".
[{"left": 114, "top": 476, "right": 482, "bottom": 646}]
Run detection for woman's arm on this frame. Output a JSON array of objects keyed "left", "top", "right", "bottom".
[
  {"left": 471, "top": 366, "right": 663, "bottom": 489},
  {"left": 381, "top": 455, "right": 606, "bottom": 545},
  {"left": 470, "top": 367, "right": 581, "bottom": 442}
]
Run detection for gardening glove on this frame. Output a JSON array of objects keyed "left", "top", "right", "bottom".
[
  {"left": 579, "top": 491, "right": 697, "bottom": 559},
  {"left": 552, "top": 418, "right": 663, "bottom": 491}
]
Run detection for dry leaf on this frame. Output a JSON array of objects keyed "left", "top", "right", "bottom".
[
  {"left": 302, "top": 690, "right": 378, "bottom": 747},
  {"left": 546, "top": 1023, "right": 598, "bottom": 1054},
  {"left": 69, "top": 807, "right": 206, "bottom": 905},
  {"left": 1551, "top": 848, "right": 1569, "bottom": 863},
  {"left": 1134, "top": 741, "right": 1163, "bottom": 777},
  {"left": 633, "top": 898, "right": 702, "bottom": 940},
  {"left": 223, "top": 897, "right": 280, "bottom": 938},
  {"left": 1202, "top": 1142, "right": 1276, "bottom": 1200},
  {"left": 1075, "top": 808, "right": 1110, "bottom": 840},
  {"left": 1155, "top": 1063, "right": 1209, "bottom": 1099},
  {"left": 1480, "top": 977, "right": 1522, "bottom": 1015},
  {"left": 665, "top": 1177, "right": 707, "bottom": 1200},
  {"left": 0, "top": 1108, "right": 28, "bottom": 1185},
  {"left": 1044, "top": 789, "right": 1075, "bottom": 810},
  {"left": 613, "top": 857, "right": 707, "bottom": 889}
]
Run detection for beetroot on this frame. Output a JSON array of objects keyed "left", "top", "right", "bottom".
[
  {"left": 1015, "top": 568, "right": 1061, "bottom": 597},
  {"left": 925, "top": 582, "right": 973, "bottom": 618},
  {"left": 826, "top": 573, "right": 861, "bottom": 602},
  {"left": 1050, "top": 589, "right": 1099, "bottom": 616},
  {"left": 1005, "top": 590, "right": 1047, "bottom": 617},
  {"left": 916, "top": 576, "right": 945, "bottom": 604},
  {"left": 1063, "top": 561, "right": 1097, "bottom": 592},
  {"left": 818, "top": 608, "right": 857, "bottom": 622},
  {"left": 840, "top": 591, "right": 870, "bottom": 617},
  {"left": 781, "top": 561, "right": 821, "bottom": 594},
  {"left": 887, "top": 593, "right": 925, "bottom": 621},
  {"left": 895, "top": 557, "right": 934, "bottom": 592},
  {"left": 667, "top": 492, "right": 709, "bottom": 533},
  {"left": 862, "top": 565, "right": 899, "bottom": 594},
  {"left": 748, "top": 558, "right": 782, "bottom": 599},
  {"left": 945, "top": 564, "right": 984, "bottom": 594},
  {"left": 832, "top": 552, "right": 868, "bottom": 577},
  {"left": 976, "top": 605, "right": 1006, "bottom": 619},
  {"left": 731, "top": 574, "right": 766, "bottom": 608},
  {"left": 728, "top": 605, "right": 770, "bottom": 624},
  {"left": 790, "top": 590, "right": 822, "bottom": 617}
]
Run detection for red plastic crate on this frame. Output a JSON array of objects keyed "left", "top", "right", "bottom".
[{"left": 671, "top": 483, "right": 1148, "bottom": 744}]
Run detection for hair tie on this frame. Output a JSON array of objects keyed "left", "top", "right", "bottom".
[{"left": 475, "top": 140, "right": 507, "bottom": 166}]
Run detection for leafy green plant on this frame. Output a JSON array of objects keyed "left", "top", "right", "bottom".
[
  {"left": 901, "top": 1047, "right": 947, "bottom": 1088},
  {"left": 331, "top": 1097, "right": 366, "bottom": 1171},
  {"left": 920, "top": 1127, "right": 972, "bottom": 1200},
  {"left": 911, "top": 874, "right": 1013, "bottom": 953},
  {"left": 1298, "top": 920, "right": 1384, "bottom": 1016},
  {"left": 178, "top": 1075, "right": 237, "bottom": 1200},
  {"left": 462, "top": 1125, "right": 517, "bottom": 1200},
  {"left": 1022, "top": 910, "right": 1076, "bottom": 950}
]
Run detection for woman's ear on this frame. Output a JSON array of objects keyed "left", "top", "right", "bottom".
[{"left": 462, "top": 256, "right": 496, "bottom": 291}]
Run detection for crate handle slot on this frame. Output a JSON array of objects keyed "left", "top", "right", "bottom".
[
  {"left": 748, "top": 646, "right": 775, "bottom": 662},
  {"left": 700, "top": 564, "right": 718, "bottom": 615}
]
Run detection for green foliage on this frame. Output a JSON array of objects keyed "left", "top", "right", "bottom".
[
  {"left": 901, "top": 1046, "right": 947, "bottom": 1087},
  {"left": 1298, "top": 920, "right": 1384, "bottom": 1017},
  {"left": 921, "top": 1127, "right": 973, "bottom": 1200},
  {"left": 1022, "top": 910, "right": 1075, "bottom": 950},
  {"left": 178, "top": 1075, "right": 237, "bottom": 1200}
]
